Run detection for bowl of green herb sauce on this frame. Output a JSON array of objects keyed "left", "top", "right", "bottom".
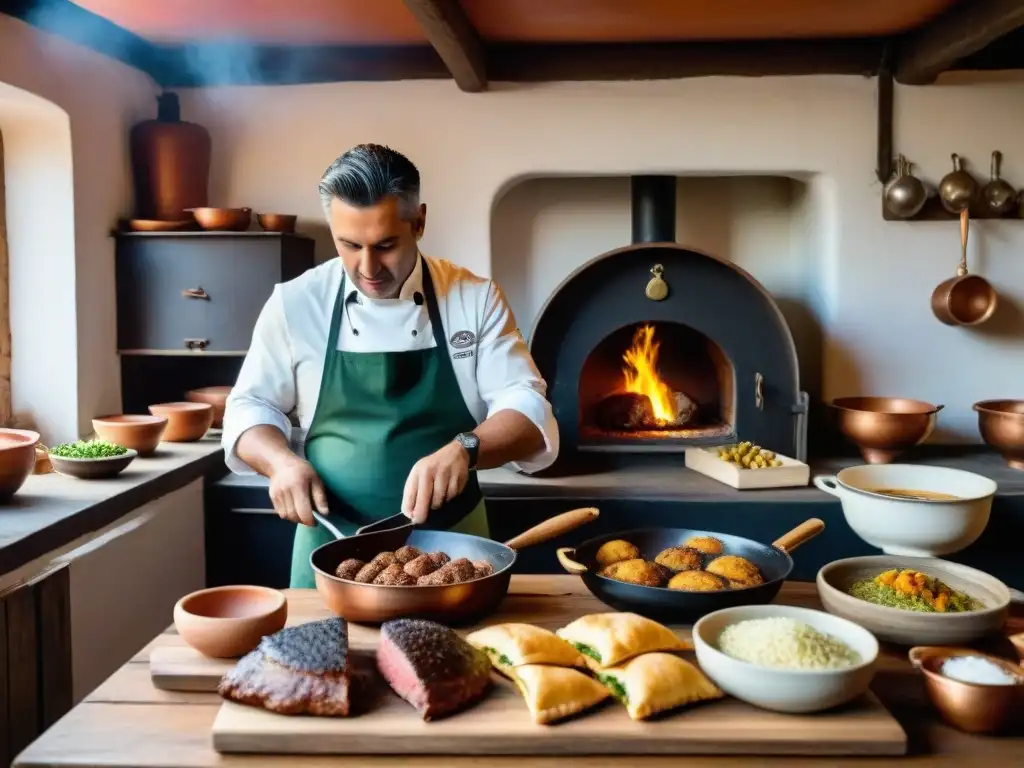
[{"left": 48, "top": 440, "right": 137, "bottom": 479}]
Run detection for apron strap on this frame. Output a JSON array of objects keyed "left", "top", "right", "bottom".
[{"left": 419, "top": 256, "right": 449, "bottom": 352}]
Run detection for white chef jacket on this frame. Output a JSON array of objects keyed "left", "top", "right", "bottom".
[{"left": 222, "top": 254, "right": 559, "bottom": 476}]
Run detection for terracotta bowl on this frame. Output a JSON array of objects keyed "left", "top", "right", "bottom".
[
  {"left": 50, "top": 449, "right": 138, "bottom": 480},
  {"left": 973, "top": 400, "right": 1024, "bottom": 470},
  {"left": 148, "top": 402, "right": 213, "bottom": 442},
  {"left": 817, "top": 555, "right": 1010, "bottom": 646},
  {"left": 187, "top": 207, "right": 251, "bottom": 232},
  {"left": 92, "top": 414, "right": 168, "bottom": 456},
  {"left": 830, "top": 397, "right": 943, "bottom": 464},
  {"left": 174, "top": 585, "right": 288, "bottom": 658},
  {"left": 256, "top": 213, "right": 297, "bottom": 233},
  {"left": 184, "top": 386, "right": 232, "bottom": 429},
  {"left": 908, "top": 646, "right": 1024, "bottom": 734},
  {"left": 0, "top": 428, "right": 41, "bottom": 501}
]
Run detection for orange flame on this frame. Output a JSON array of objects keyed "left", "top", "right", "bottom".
[{"left": 622, "top": 324, "right": 678, "bottom": 425}]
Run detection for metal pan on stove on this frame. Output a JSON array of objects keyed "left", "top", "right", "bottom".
[{"left": 557, "top": 518, "right": 824, "bottom": 622}]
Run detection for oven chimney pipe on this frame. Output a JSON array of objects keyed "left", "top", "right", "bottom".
[{"left": 630, "top": 175, "right": 677, "bottom": 244}]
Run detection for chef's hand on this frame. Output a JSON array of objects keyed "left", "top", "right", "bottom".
[
  {"left": 402, "top": 441, "right": 470, "bottom": 524},
  {"left": 268, "top": 456, "right": 329, "bottom": 527}
]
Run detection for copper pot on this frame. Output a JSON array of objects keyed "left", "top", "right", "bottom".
[
  {"left": 938, "top": 153, "right": 978, "bottom": 214},
  {"left": 257, "top": 213, "right": 297, "bottom": 233},
  {"left": 931, "top": 209, "right": 997, "bottom": 326},
  {"left": 187, "top": 207, "right": 252, "bottom": 232},
  {"left": 973, "top": 399, "right": 1024, "bottom": 470},
  {"left": 830, "top": 397, "right": 943, "bottom": 464}
]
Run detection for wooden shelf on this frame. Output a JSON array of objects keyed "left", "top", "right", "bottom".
[{"left": 113, "top": 229, "right": 313, "bottom": 239}]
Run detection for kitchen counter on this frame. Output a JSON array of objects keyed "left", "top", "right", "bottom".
[{"left": 15, "top": 576, "right": 1024, "bottom": 767}]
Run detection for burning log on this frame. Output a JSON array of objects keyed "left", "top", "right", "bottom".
[{"left": 592, "top": 391, "right": 699, "bottom": 431}]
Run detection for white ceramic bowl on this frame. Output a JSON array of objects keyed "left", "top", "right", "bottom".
[
  {"left": 813, "top": 464, "right": 995, "bottom": 556},
  {"left": 692, "top": 604, "right": 879, "bottom": 714}
]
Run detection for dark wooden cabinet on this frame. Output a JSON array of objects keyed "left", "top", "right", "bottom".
[
  {"left": 114, "top": 231, "right": 315, "bottom": 414},
  {"left": 115, "top": 232, "right": 314, "bottom": 354}
]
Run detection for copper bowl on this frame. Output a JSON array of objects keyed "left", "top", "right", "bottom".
[
  {"left": 174, "top": 585, "right": 287, "bottom": 658},
  {"left": 184, "top": 386, "right": 232, "bottom": 429},
  {"left": 830, "top": 397, "right": 943, "bottom": 464},
  {"left": 256, "top": 213, "right": 297, "bottom": 233},
  {"left": 92, "top": 414, "right": 168, "bottom": 456},
  {"left": 0, "top": 428, "right": 41, "bottom": 501},
  {"left": 908, "top": 646, "right": 1024, "bottom": 734},
  {"left": 148, "top": 402, "right": 214, "bottom": 442},
  {"left": 187, "top": 207, "right": 251, "bottom": 232},
  {"left": 973, "top": 400, "right": 1024, "bottom": 470}
]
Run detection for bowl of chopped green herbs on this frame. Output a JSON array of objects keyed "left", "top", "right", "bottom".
[
  {"left": 817, "top": 555, "right": 1010, "bottom": 646},
  {"left": 48, "top": 440, "right": 137, "bottom": 480}
]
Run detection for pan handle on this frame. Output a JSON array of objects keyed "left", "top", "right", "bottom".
[
  {"left": 311, "top": 510, "right": 345, "bottom": 541},
  {"left": 556, "top": 547, "right": 589, "bottom": 575},
  {"left": 812, "top": 475, "right": 840, "bottom": 496},
  {"left": 771, "top": 518, "right": 825, "bottom": 554},
  {"left": 502, "top": 507, "right": 600, "bottom": 552}
]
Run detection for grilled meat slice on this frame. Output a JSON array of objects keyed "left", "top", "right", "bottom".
[
  {"left": 377, "top": 618, "right": 493, "bottom": 720},
  {"left": 218, "top": 617, "right": 352, "bottom": 716}
]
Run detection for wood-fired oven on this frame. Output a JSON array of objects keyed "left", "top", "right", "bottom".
[{"left": 529, "top": 176, "right": 808, "bottom": 467}]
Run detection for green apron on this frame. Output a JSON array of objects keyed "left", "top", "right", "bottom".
[{"left": 290, "top": 257, "right": 488, "bottom": 588}]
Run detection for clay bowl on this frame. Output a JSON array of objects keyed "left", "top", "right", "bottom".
[
  {"left": 148, "top": 402, "right": 213, "bottom": 442},
  {"left": 256, "top": 213, "right": 297, "bottom": 233},
  {"left": 184, "top": 386, "right": 232, "bottom": 429},
  {"left": 830, "top": 397, "right": 943, "bottom": 464},
  {"left": 974, "top": 400, "right": 1024, "bottom": 470},
  {"left": 0, "top": 428, "right": 41, "bottom": 501},
  {"left": 187, "top": 207, "right": 251, "bottom": 232},
  {"left": 92, "top": 414, "right": 168, "bottom": 456},
  {"left": 908, "top": 646, "right": 1024, "bottom": 734},
  {"left": 174, "top": 585, "right": 288, "bottom": 658},
  {"left": 1010, "top": 632, "right": 1024, "bottom": 662},
  {"left": 49, "top": 449, "right": 138, "bottom": 480},
  {"left": 817, "top": 555, "right": 1010, "bottom": 646}
]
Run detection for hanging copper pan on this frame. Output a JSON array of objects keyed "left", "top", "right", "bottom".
[{"left": 931, "top": 209, "right": 998, "bottom": 326}]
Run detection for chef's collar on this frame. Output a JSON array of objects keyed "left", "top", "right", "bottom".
[{"left": 344, "top": 254, "right": 424, "bottom": 307}]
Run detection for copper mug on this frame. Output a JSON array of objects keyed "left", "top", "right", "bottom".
[{"left": 931, "top": 209, "right": 997, "bottom": 326}]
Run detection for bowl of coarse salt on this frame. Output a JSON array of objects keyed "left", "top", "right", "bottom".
[
  {"left": 692, "top": 604, "right": 879, "bottom": 714},
  {"left": 908, "top": 646, "right": 1024, "bottom": 734}
]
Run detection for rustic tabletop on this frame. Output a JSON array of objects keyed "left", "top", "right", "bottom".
[{"left": 14, "top": 576, "right": 1024, "bottom": 768}]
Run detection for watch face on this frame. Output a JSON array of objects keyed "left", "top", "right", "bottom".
[{"left": 459, "top": 433, "right": 479, "bottom": 449}]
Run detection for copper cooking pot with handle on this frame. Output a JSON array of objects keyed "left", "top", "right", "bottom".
[{"left": 931, "top": 209, "right": 998, "bottom": 326}]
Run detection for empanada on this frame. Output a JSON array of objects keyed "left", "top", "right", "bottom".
[
  {"left": 596, "top": 653, "right": 724, "bottom": 720},
  {"left": 466, "top": 623, "right": 587, "bottom": 673},
  {"left": 512, "top": 664, "right": 610, "bottom": 725},
  {"left": 556, "top": 612, "right": 691, "bottom": 669}
]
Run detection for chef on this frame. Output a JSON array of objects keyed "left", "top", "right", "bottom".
[{"left": 222, "top": 144, "right": 559, "bottom": 588}]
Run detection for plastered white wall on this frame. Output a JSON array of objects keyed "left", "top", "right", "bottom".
[{"left": 179, "top": 74, "right": 1024, "bottom": 442}]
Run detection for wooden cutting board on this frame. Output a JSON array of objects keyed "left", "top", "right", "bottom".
[
  {"left": 212, "top": 677, "right": 905, "bottom": 757},
  {"left": 150, "top": 646, "right": 232, "bottom": 692}
]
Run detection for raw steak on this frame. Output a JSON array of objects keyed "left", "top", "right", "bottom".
[
  {"left": 376, "top": 618, "right": 493, "bottom": 720},
  {"left": 218, "top": 617, "right": 354, "bottom": 716}
]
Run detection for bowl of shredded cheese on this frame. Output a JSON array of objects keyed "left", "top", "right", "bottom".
[{"left": 693, "top": 604, "right": 879, "bottom": 713}]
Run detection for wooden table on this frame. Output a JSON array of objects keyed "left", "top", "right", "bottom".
[{"left": 15, "top": 576, "right": 1024, "bottom": 767}]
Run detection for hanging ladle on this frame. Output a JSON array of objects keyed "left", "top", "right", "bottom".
[{"left": 930, "top": 209, "right": 998, "bottom": 326}]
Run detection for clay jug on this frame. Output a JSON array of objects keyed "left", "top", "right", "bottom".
[{"left": 130, "top": 92, "right": 211, "bottom": 220}]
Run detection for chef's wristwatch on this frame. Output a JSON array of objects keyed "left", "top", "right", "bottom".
[{"left": 455, "top": 432, "right": 480, "bottom": 469}]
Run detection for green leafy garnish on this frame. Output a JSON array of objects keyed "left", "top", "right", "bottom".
[
  {"left": 483, "top": 646, "right": 514, "bottom": 668},
  {"left": 49, "top": 440, "right": 128, "bottom": 459},
  {"left": 597, "top": 673, "right": 629, "bottom": 704},
  {"left": 572, "top": 642, "right": 601, "bottom": 662}
]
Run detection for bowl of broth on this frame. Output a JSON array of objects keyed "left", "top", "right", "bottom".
[{"left": 813, "top": 465, "right": 996, "bottom": 557}]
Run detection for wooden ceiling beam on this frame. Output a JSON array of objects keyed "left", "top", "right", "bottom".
[
  {"left": 400, "top": 0, "right": 487, "bottom": 92},
  {"left": 895, "top": 0, "right": 1024, "bottom": 84}
]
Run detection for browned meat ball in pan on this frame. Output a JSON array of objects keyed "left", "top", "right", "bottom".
[
  {"left": 334, "top": 558, "right": 365, "bottom": 581},
  {"left": 418, "top": 568, "right": 457, "bottom": 586},
  {"left": 394, "top": 545, "right": 423, "bottom": 564},
  {"left": 403, "top": 554, "right": 441, "bottom": 578},
  {"left": 354, "top": 561, "right": 386, "bottom": 584},
  {"left": 428, "top": 551, "right": 450, "bottom": 568},
  {"left": 439, "top": 558, "right": 476, "bottom": 582},
  {"left": 599, "top": 559, "right": 668, "bottom": 588},
  {"left": 371, "top": 551, "right": 398, "bottom": 567},
  {"left": 655, "top": 546, "right": 704, "bottom": 572},
  {"left": 372, "top": 563, "right": 418, "bottom": 586},
  {"left": 472, "top": 560, "right": 495, "bottom": 578}
]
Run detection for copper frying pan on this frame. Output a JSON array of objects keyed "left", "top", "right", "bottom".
[{"left": 309, "top": 507, "right": 599, "bottom": 625}]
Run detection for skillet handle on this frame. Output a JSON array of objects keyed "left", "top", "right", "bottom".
[
  {"left": 556, "top": 547, "right": 589, "bottom": 575},
  {"left": 312, "top": 510, "right": 345, "bottom": 541},
  {"left": 503, "top": 507, "right": 600, "bottom": 551},
  {"left": 772, "top": 518, "right": 825, "bottom": 554}
]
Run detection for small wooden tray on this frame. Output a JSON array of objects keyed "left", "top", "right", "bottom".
[
  {"left": 685, "top": 446, "right": 810, "bottom": 490},
  {"left": 150, "top": 645, "right": 233, "bottom": 691}
]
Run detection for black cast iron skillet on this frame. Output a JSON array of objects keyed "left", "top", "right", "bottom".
[
  {"left": 557, "top": 518, "right": 824, "bottom": 623},
  {"left": 309, "top": 507, "right": 599, "bottom": 625}
]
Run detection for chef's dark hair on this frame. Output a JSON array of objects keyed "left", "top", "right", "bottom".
[{"left": 319, "top": 144, "right": 421, "bottom": 219}]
